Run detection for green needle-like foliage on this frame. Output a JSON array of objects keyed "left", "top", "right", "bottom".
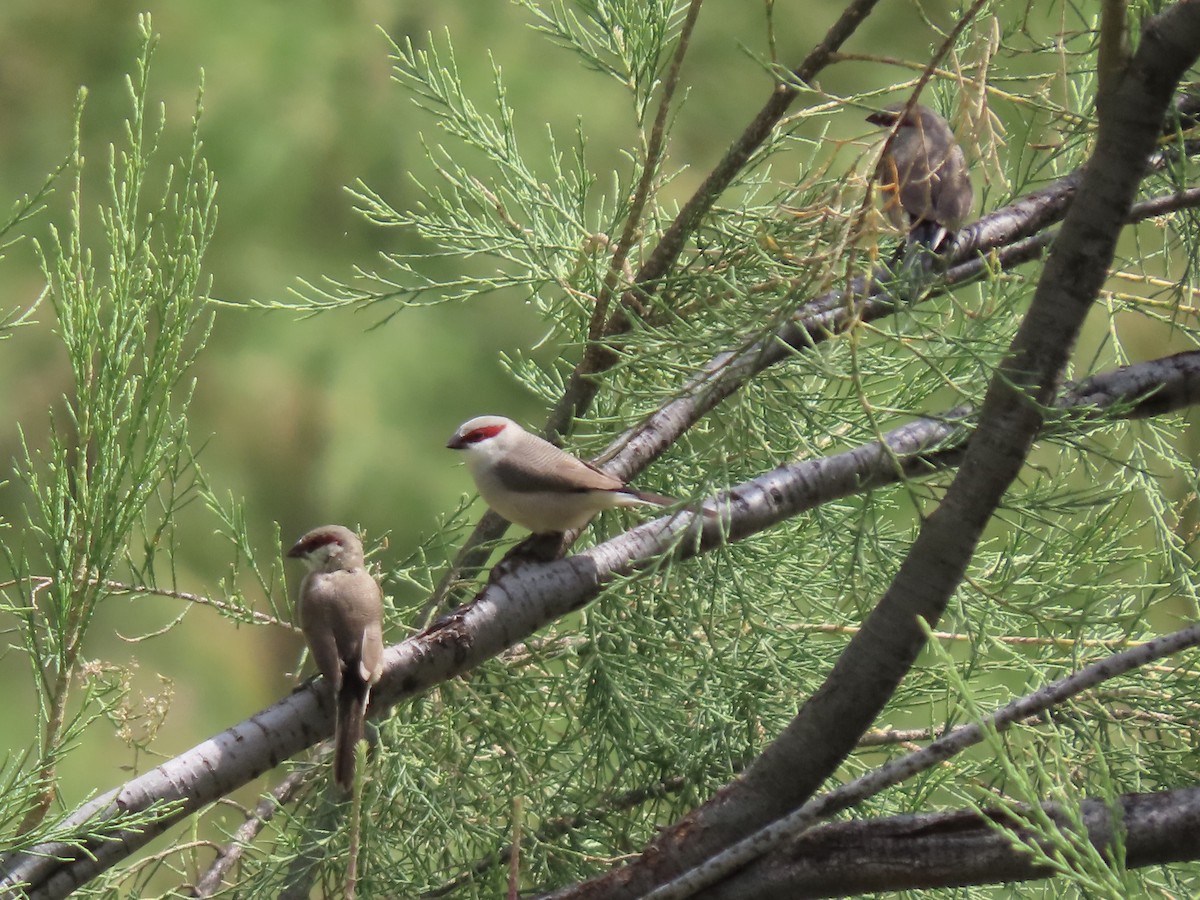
[
  {"left": 0, "top": 13, "right": 215, "bottom": 845},
  {"left": 4, "top": 2, "right": 1200, "bottom": 898}
]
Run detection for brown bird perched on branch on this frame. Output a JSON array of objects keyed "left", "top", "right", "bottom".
[
  {"left": 867, "top": 102, "right": 973, "bottom": 253},
  {"left": 288, "top": 524, "right": 384, "bottom": 792}
]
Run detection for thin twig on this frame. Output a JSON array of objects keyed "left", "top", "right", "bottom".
[
  {"left": 99, "top": 580, "right": 298, "bottom": 631},
  {"left": 189, "top": 770, "right": 310, "bottom": 896},
  {"left": 585, "top": 0, "right": 704, "bottom": 348}
]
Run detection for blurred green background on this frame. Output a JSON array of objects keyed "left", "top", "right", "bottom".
[{"left": 0, "top": 0, "right": 980, "bottom": 805}]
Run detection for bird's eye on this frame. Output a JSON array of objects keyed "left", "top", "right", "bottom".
[
  {"left": 464, "top": 424, "right": 506, "bottom": 444},
  {"left": 312, "top": 535, "right": 342, "bottom": 554}
]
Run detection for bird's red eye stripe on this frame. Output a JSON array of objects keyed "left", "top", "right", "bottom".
[
  {"left": 464, "top": 424, "right": 506, "bottom": 444},
  {"left": 296, "top": 533, "right": 339, "bottom": 554}
]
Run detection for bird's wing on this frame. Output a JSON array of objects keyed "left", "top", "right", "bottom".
[
  {"left": 892, "top": 149, "right": 936, "bottom": 225},
  {"left": 299, "top": 575, "right": 346, "bottom": 691},
  {"left": 495, "top": 442, "right": 624, "bottom": 494},
  {"left": 316, "top": 569, "right": 384, "bottom": 685},
  {"left": 358, "top": 620, "right": 384, "bottom": 685},
  {"left": 931, "top": 148, "right": 973, "bottom": 230}
]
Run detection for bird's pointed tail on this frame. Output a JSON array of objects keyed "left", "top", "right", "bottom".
[
  {"left": 625, "top": 487, "right": 677, "bottom": 507},
  {"left": 334, "top": 679, "right": 369, "bottom": 792}
]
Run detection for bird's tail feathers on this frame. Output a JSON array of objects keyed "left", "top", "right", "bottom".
[
  {"left": 334, "top": 679, "right": 370, "bottom": 792},
  {"left": 619, "top": 487, "right": 676, "bottom": 508},
  {"left": 907, "top": 219, "right": 951, "bottom": 253},
  {"left": 616, "top": 488, "right": 727, "bottom": 521}
]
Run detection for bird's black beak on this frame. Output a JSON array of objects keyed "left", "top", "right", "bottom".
[
  {"left": 446, "top": 433, "right": 465, "bottom": 450},
  {"left": 866, "top": 110, "right": 894, "bottom": 127}
]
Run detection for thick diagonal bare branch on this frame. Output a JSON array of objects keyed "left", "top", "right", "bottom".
[
  {"left": 551, "top": 3, "right": 1200, "bottom": 897},
  {"left": 648, "top": 619, "right": 1200, "bottom": 898},
  {"left": 701, "top": 786, "right": 1200, "bottom": 898}
]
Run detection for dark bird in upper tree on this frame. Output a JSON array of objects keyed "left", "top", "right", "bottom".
[{"left": 867, "top": 102, "right": 973, "bottom": 253}]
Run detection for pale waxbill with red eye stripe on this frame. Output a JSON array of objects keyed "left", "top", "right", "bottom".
[
  {"left": 288, "top": 524, "right": 384, "bottom": 792},
  {"left": 447, "top": 415, "right": 675, "bottom": 534},
  {"left": 867, "top": 102, "right": 973, "bottom": 252}
]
